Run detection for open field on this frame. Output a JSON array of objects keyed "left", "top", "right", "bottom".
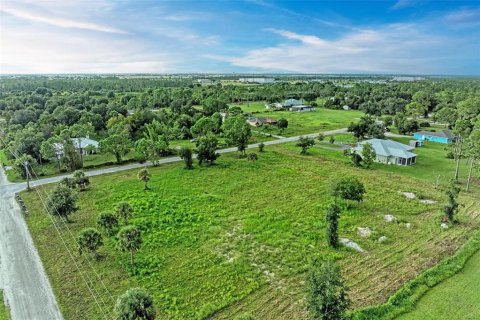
[
  {"left": 249, "top": 108, "right": 364, "bottom": 136},
  {"left": 21, "top": 140, "right": 480, "bottom": 319},
  {"left": 397, "top": 248, "right": 480, "bottom": 320},
  {"left": 0, "top": 291, "right": 10, "bottom": 320}
]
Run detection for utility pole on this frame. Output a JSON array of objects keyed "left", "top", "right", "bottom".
[{"left": 23, "top": 161, "right": 31, "bottom": 191}]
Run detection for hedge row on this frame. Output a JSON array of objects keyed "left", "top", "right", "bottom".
[{"left": 351, "top": 230, "right": 480, "bottom": 320}]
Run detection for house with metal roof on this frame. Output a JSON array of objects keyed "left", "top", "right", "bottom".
[
  {"left": 413, "top": 130, "right": 455, "bottom": 144},
  {"left": 351, "top": 139, "right": 417, "bottom": 166},
  {"left": 54, "top": 137, "right": 99, "bottom": 157},
  {"left": 282, "top": 99, "right": 303, "bottom": 108}
]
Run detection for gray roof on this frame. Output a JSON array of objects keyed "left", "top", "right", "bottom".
[
  {"left": 71, "top": 137, "right": 99, "bottom": 149},
  {"left": 353, "top": 139, "right": 417, "bottom": 159},
  {"left": 414, "top": 130, "right": 455, "bottom": 139},
  {"left": 283, "top": 99, "right": 303, "bottom": 107}
]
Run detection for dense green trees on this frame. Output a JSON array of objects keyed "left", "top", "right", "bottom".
[
  {"left": 348, "top": 115, "right": 384, "bottom": 140},
  {"left": 196, "top": 133, "right": 219, "bottom": 165},
  {"left": 223, "top": 115, "right": 252, "bottom": 155}
]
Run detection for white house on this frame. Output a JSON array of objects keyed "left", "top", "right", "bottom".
[
  {"left": 54, "top": 137, "right": 99, "bottom": 157},
  {"left": 351, "top": 139, "right": 417, "bottom": 166}
]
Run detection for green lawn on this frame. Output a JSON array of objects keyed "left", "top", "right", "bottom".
[
  {"left": 0, "top": 291, "right": 10, "bottom": 320},
  {"left": 397, "top": 249, "right": 480, "bottom": 320},
  {"left": 249, "top": 108, "right": 364, "bottom": 136},
  {"left": 21, "top": 140, "right": 480, "bottom": 320}
]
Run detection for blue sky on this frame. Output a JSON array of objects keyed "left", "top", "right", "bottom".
[{"left": 1, "top": 0, "right": 479, "bottom": 74}]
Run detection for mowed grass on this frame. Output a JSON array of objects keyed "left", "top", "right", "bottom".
[
  {"left": 0, "top": 291, "right": 10, "bottom": 320},
  {"left": 397, "top": 248, "right": 480, "bottom": 320},
  {"left": 249, "top": 108, "right": 364, "bottom": 136},
  {"left": 21, "top": 143, "right": 480, "bottom": 320}
]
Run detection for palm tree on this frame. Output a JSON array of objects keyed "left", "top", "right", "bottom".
[
  {"left": 116, "top": 225, "right": 142, "bottom": 265},
  {"left": 137, "top": 168, "right": 151, "bottom": 190},
  {"left": 116, "top": 202, "right": 133, "bottom": 225}
]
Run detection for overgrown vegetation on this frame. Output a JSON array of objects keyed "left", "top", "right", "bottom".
[{"left": 21, "top": 142, "right": 480, "bottom": 319}]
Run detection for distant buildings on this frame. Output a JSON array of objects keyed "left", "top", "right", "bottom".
[
  {"left": 281, "top": 99, "right": 315, "bottom": 112},
  {"left": 196, "top": 79, "right": 214, "bottom": 85},
  {"left": 351, "top": 139, "right": 417, "bottom": 166},
  {"left": 238, "top": 77, "right": 275, "bottom": 84},
  {"left": 246, "top": 117, "right": 278, "bottom": 127},
  {"left": 392, "top": 76, "right": 425, "bottom": 82},
  {"left": 413, "top": 130, "right": 455, "bottom": 144}
]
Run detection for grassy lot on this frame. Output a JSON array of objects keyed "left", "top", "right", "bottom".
[
  {"left": 397, "top": 248, "right": 480, "bottom": 320},
  {"left": 6, "top": 150, "right": 141, "bottom": 182},
  {"left": 0, "top": 291, "right": 10, "bottom": 320},
  {"left": 21, "top": 140, "right": 480, "bottom": 319},
  {"left": 249, "top": 108, "right": 364, "bottom": 136}
]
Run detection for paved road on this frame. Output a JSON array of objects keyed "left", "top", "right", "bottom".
[
  {"left": 0, "top": 168, "right": 63, "bottom": 320},
  {"left": 12, "top": 128, "right": 349, "bottom": 188},
  {"left": 0, "top": 128, "right": 346, "bottom": 319}
]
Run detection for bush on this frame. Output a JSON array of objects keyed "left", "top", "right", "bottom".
[
  {"left": 258, "top": 142, "right": 265, "bottom": 152},
  {"left": 115, "top": 288, "right": 156, "bottom": 320},
  {"left": 419, "top": 121, "right": 430, "bottom": 127},
  {"left": 331, "top": 177, "right": 365, "bottom": 202}
]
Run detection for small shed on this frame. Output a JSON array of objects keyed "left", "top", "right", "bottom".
[{"left": 409, "top": 140, "right": 424, "bottom": 148}]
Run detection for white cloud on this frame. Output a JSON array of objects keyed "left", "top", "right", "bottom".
[
  {"left": 392, "top": 0, "right": 418, "bottom": 10},
  {"left": 0, "top": 26, "right": 176, "bottom": 73},
  {"left": 164, "top": 12, "right": 212, "bottom": 21},
  {"left": 444, "top": 8, "right": 480, "bottom": 27},
  {"left": 0, "top": 1, "right": 126, "bottom": 34},
  {"left": 216, "top": 25, "right": 455, "bottom": 74}
]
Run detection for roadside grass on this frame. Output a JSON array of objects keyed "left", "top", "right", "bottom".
[
  {"left": 0, "top": 150, "right": 9, "bottom": 166},
  {"left": 21, "top": 141, "right": 480, "bottom": 320},
  {"left": 0, "top": 291, "right": 10, "bottom": 320},
  {"left": 248, "top": 108, "right": 364, "bottom": 136},
  {"left": 7, "top": 133, "right": 275, "bottom": 183},
  {"left": 396, "top": 248, "right": 480, "bottom": 320},
  {"left": 6, "top": 150, "right": 141, "bottom": 182}
]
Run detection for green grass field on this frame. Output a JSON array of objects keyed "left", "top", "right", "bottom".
[
  {"left": 397, "top": 249, "right": 480, "bottom": 320},
  {"left": 248, "top": 108, "right": 364, "bottom": 136},
  {"left": 21, "top": 139, "right": 480, "bottom": 319},
  {"left": 0, "top": 291, "right": 10, "bottom": 320}
]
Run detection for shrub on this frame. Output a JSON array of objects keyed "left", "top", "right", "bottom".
[
  {"left": 308, "top": 259, "right": 350, "bottom": 320},
  {"left": 97, "top": 212, "right": 119, "bottom": 236},
  {"left": 115, "top": 288, "right": 156, "bottom": 320},
  {"left": 419, "top": 121, "right": 430, "bottom": 127},
  {"left": 258, "top": 142, "right": 265, "bottom": 152},
  {"left": 331, "top": 177, "right": 366, "bottom": 202}
]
